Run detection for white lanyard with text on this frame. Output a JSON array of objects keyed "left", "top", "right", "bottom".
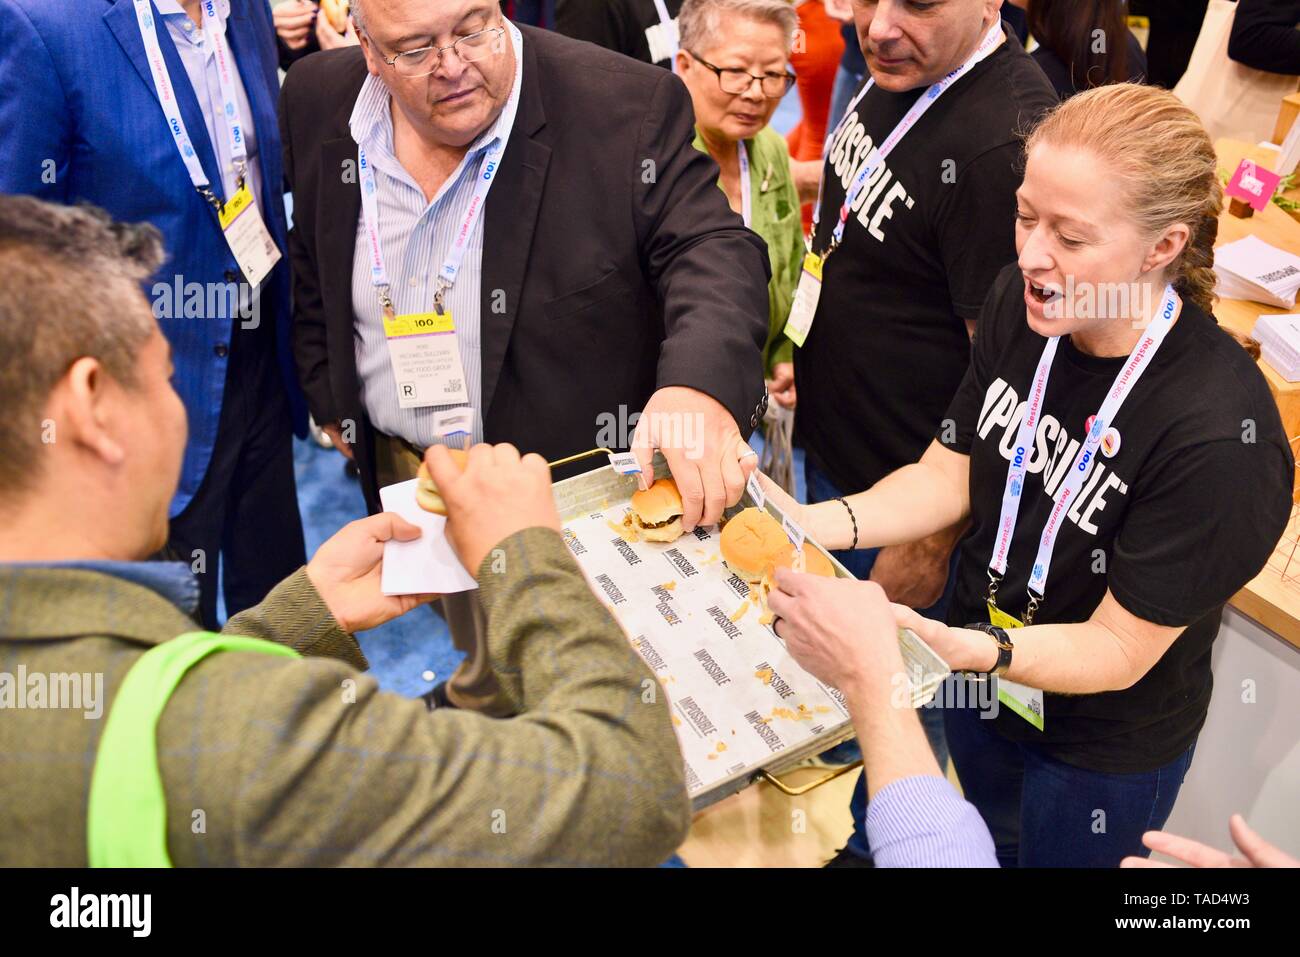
[
  {"left": 356, "top": 21, "right": 522, "bottom": 409},
  {"left": 988, "top": 284, "right": 1180, "bottom": 624},
  {"left": 738, "top": 139, "right": 752, "bottom": 228},
  {"left": 201, "top": 0, "right": 248, "bottom": 185},
  {"left": 786, "top": 20, "right": 1002, "bottom": 349},
  {"left": 131, "top": 0, "right": 280, "bottom": 286}
]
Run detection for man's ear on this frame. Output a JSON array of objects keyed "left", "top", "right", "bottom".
[
  {"left": 674, "top": 48, "right": 690, "bottom": 78},
  {"left": 57, "top": 357, "right": 126, "bottom": 467},
  {"left": 1141, "top": 222, "right": 1191, "bottom": 278},
  {"left": 358, "top": 28, "right": 382, "bottom": 78}
]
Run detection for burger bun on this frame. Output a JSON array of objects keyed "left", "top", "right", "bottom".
[{"left": 415, "top": 447, "right": 469, "bottom": 516}]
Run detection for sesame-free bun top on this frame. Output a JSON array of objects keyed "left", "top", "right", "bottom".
[
  {"left": 630, "top": 477, "right": 684, "bottom": 525},
  {"left": 719, "top": 507, "right": 788, "bottom": 582},
  {"left": 415, "top": 447, "right": 469, "bottom": 516}
]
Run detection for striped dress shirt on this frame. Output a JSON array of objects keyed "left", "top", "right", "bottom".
[
  {"left": 866, "top": 775, "right": 999, "bottom": 867},
  {"left": 348, "top": 23, "right": 523, "bottom": 449},
  {"left": 156, "top": 0, "right": 263, "bottom": 213}
]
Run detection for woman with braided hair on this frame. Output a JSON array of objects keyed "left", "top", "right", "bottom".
[{"left": 760, "top": 83, "right": 1294, "bottom": 867}]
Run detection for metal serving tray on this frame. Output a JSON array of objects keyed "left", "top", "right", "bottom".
[{"left": 551, "top": 453, "right": 951, "bottom": 812}]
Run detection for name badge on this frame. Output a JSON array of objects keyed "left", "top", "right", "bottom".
[
  {"left": 987, "top": 602, "right": 1045, "bottom": 730},
  {"left": 382, "top": 310, "right": 470, "bottom": 409},
  {"left": 783, "top": 252, "right": 823, "bottom": 348},
  {"left": 434, "top": 406, "right": 475, "bottom": 442},
  {"left": 217, "top": 182, "right": 280, "bottom": 288}
]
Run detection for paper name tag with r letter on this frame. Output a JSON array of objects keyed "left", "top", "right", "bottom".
[{"left": 383, "top": 311, "right": 470, "bottom": 409}]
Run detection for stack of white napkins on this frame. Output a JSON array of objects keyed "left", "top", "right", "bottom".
[
  {"left": 1252, "top": 313, "right": 1300, "bottom": 381},
  {"left": 1216, "top": 236, "right": 1300, "bottom": 308}
]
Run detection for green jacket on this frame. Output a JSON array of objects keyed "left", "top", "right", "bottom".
[
  {"left": 693, "top": 125, "right": 804, "bottom": 375},
  {"left": 0, "top": 528, "right": 690, "bottom": 866}
]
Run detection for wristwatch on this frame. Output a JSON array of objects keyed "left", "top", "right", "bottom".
[{"left": 962, "top": 622, "right": 1014, "bottom": 680}]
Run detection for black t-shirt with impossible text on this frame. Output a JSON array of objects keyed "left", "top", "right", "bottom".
[
  {"left": 795, "top": 28, "right": 1057, "bottom": 494},
  {"left": 943, "top": 264, "right": 1294, "bottom": 773}
]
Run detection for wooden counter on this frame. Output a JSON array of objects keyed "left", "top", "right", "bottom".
[
  {"left": 1215, "top": 139, "right": 1300, "bottom": 651},
  {"left": 1214, "top": 140, "right": 1300, "bottom": 440}
]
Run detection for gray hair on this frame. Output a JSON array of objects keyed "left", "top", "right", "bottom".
[
  {"left": 677, "top": 0, "right": 799, "bottom": 56},
  {"left": 0, "top": 196, "right": 161, "bottom": 496}
]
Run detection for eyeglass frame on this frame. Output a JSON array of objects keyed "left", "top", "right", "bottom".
[
  {"left": 687, "top": 51, "right": 796, "bottom": 99},
  {"left": 372, "top": 23, "right": 508, "bottom": 77}
]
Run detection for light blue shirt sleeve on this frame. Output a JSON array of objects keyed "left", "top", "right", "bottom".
[{"left": 866, "top": 775, "right": 999, "bottom": 868}]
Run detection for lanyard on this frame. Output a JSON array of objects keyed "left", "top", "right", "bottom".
[
  {"left": 358, "top": 22, "right": 523, "bottom": 314},
  {"left": 812, "top": 19, "right": 1003, "bottom": 257},
  {"left": 652, "top": 0, "right": 679, "bottom": 62},
  {"left": 738, "top": 139, "right": 752, "bottom": 228},
  {"left": 988, "top": 285, "right": 1180, "bottom": 621},
  {"left": 131, "top": 0, "right": 245, "bottom": 211},
  {"left": 201, "top": 0, "right": 248, "bottom": 186}
]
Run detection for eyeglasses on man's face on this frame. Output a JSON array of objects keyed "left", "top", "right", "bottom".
[
  {"left": 688, "top": 51, "right": 796, "bottom": 99},
  {"left": 376, "top": 24, "right": 508, "bottom": 79}
]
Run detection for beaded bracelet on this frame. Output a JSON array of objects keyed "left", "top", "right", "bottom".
[{"left": 834, "top": 496, "right": 859, "bottom": 549}]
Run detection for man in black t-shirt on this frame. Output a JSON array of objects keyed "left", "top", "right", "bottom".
[
  {"left": 555, "top": 0, "right": 683, "bottom": 68},
  {"left": 795, "top": 1, "right": 1056, "bottom": 609},
  {"left": 793, "top": 0, "right": 1055, "bottom": 869}
]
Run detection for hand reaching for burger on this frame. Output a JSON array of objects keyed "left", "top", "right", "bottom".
[
  {"left": 768, "top": 573, "right": 903, "bottom": 696},
  {"left": 631, "top": 386, "right": 756, "bottom": 532},
  {"left": 424, "top": 443, "right": 561, "bottom": 574}
]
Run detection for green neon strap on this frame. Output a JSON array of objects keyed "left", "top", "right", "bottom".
[{"left": 87, "top": 630, "right": 300, "bottom": 867}]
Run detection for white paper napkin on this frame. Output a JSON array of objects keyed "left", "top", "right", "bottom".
[{"left": 378, "top": 479, "right": 478, "bottom": 596}]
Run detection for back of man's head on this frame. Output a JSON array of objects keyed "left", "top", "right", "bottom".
[{"left": 0, "top": 197, "right": 170, "bottom": 551}]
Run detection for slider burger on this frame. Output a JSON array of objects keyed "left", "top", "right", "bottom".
[
  {"left": 718, "top": 507, "right": 788, "bottom": 583},
  {"left": 320, "top": 0, "right": 350, "bottom": 34},
  {"left": 415, "top": 448, "right": 469, "bottom": 516},
  {"left": 626, "top": 478, "right": 685, "bottom": 543}
]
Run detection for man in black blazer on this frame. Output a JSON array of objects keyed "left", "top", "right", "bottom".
[{"left": 280, "top": 0, "right": 769, "bottom": 712}]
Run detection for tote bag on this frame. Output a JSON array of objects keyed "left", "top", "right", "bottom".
[{"left": 1174, "top": 0, "right": 1299, "bottom": 143}]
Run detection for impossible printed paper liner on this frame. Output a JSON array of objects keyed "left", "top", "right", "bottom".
[{"left": 552, "top": 459, "right": 950, "bottom": 810}]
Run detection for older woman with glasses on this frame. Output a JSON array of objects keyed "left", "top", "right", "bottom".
[{"left": 676, "top": 0, "right": 803, "bottom": 419}]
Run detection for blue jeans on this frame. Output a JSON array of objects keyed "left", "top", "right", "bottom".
[
  {"left": 944, "top": 703, "right": 1197, "bottom": 867},
  {"left": 805, "top": 459, "right": 954, "bottom": 860}
]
